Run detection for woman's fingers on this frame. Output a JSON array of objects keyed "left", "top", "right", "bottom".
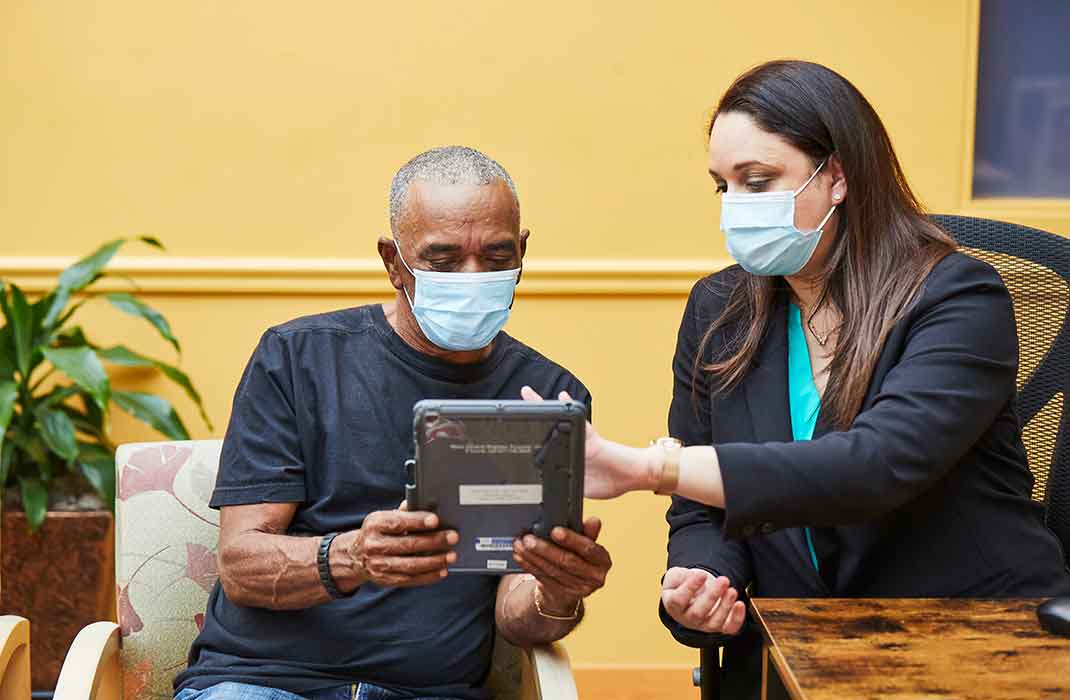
[
  {"left": 722, "top": 600, "right": 747, "bottom": 635},
  {"left": 683, "top": 576, "right": 728, "bottom": 621},
  {"left": 705, "top": 585, "right": 739, "bottom": 632},
  {"left": 662, "top": 567, "right": 691, "bottom": 589},
  {"left": 662, "top": 570, "right": 708, "bottom": 617}
]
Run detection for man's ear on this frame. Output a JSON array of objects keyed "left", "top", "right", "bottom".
[
  {"left": 377, "top": 235, "right": 404, "bottom": 291},
  {"left": 517, "top": 228, "right": 530, "bottom": 286}
]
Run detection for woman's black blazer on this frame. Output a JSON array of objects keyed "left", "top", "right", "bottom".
[{"left": 661, "top": 252, "right": 1070, "bottom": 688}]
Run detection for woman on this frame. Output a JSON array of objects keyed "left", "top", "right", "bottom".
[{"left": 522, "top": 60, "right": 1070, "bottom": 696}]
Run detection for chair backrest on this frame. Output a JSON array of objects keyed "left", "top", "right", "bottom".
[
  {"left": 114, "top": 440, "right": 525, "bottom": 699},
  {"left": 932, "top": 215, "right": 1070, "bottom": 564},
  {"left": 114, "top": 440, "right": 223, "bottom": 699}
]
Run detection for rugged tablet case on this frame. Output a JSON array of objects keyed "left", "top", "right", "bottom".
[{"left": 406, "top": 399, "right": 586, "bottom": 574}]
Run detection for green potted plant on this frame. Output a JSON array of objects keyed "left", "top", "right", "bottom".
[{"left": 0, "top": 237, "right": 211, "bottom": 689}]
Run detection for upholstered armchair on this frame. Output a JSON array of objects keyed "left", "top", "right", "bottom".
[{"left": 53, "top": 440, "right": 577, "bottom": 700}]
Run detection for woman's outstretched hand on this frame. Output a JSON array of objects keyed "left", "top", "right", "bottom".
[
  {"left": 520, "top": 386, "right": 656, "bottom": 499},
  {"left": 662, "top": 567, "right": 747, "bottom": 635}
]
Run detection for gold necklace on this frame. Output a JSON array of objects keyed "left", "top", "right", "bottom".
[{"left": 804, "top": 318, "right": 830, "bottom": 348}]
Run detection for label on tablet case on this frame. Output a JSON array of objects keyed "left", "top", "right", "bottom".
[
  {"left": 475, "top": 537, "right": 515, "bottom": 552},
  {"left": 487, "top": 559, "right": 509, "bottom": 570},
  {"left": 459, "top": 484, "right": 543, "bottom": 506}
]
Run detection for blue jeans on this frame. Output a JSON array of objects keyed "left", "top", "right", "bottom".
[{"left": 174, "top": 681, "right": 457, "bottom": 700}]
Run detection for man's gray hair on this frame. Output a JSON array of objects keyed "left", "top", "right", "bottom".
[{"left": 389, "top": 145, "right": 519, "bottom": 231}]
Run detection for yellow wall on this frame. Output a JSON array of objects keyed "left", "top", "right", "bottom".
[{"left": 3, "top": 0, "right": 1068, "bottom": 685}]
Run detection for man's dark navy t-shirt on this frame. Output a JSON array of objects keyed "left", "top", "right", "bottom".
[{"left": 174, "top": 304, "right": 591, "bottom": 699}]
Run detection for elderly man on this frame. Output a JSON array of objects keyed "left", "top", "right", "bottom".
[{"left": 174, "top": 146, "right": 611, "bottom": 700}]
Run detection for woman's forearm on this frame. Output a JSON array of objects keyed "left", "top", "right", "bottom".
[
  {"left": 676, "top": 445, "right": 725, "bottom": 507},
  {"left": 628, "top": 443, "right": 725, "bottom": 506}
]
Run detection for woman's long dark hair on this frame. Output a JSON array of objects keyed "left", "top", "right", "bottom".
[{"left": 697, "top": 60, "right": 956, "bottom": 429}]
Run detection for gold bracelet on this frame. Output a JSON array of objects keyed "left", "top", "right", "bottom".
[
  {"left": 534, "top": 586, "right": 582, "bottom": 621},
  {"left": 652, "top": 437, "right": 682, "bottom": 495}
]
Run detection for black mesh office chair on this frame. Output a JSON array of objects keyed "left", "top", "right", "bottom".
[
  {"left": 690, "top": 214, "right": 1070, "bottom": 698},
  {"left": 934, "top": 214, "right": 1070, "bottom": 559}
]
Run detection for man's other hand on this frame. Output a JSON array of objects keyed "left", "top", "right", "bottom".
[
  {"left": 337, "top": 501, "right": 458, "bottom": 589},
  {"left": 661, "top": 567, "right": 746, "bottom": 635},
  {"left": 512, "top": 517, "right": 611, "bottom": 614}
]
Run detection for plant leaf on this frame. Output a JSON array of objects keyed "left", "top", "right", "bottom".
[
  {"left": 0, "top": 324, "right": 14, "bottom": 380},
  {"left": 41, "top": 239, "right": 125, "bottom": 328},
  {"left": 42, "top": 237, "right": 165, "bottom": 329},
  {"left": 77, "top": 442, "right": 115, "bottom": 506},
  {"left": 18, "top": 475, "right": 48, "bottom": 531},
  {"left": 113, "top": 391, "right": 190, "bottom": 440},
  {"left": 10, "top": 427, "right": 50, "bottom": 466},
  {"left": 28, "top": 293, "right": 57, "bottom": 362},
  {"left": 58, "top": 405, "right": 104, "bottom": 440},
  {"left": 81, "top": 391, "right": 105, "bottom": 432},
  {"left": 35, "top": 406, "right": 79, "bottom": 462},
  {"left": 58, "top": 239, "right": 124, "bottom": 294},
  {"left": 0, "top": 380, "right": 17, "bottom": 471},
  {"left": 35, "top": 383, "right": 80, "bottom": 409},
  {"left": 42, "top": 346, "right": 111, "bottom": 410},
  {"left": 0, "top": 440, "right": 13, "bottom": 486},
  {"left": 55, "top": 326, "right": 90, "bottom": 348},
  {"left": 9, "top": 284, "right": 32, "bottom": 376},
  {"left": 40, "top": 287, "right": 71, "bottom": 334},
  {"left": 106, "top": 293, "right": 180, "bottom": 354},
  {"left": 0, "top": 282, "right": 14, "bottom": 347},
  {"left": 98, "top": 345, "right": 212, "bottom": 430},
  {"left": 51, "top": 298, "right": 91, "bottom": 335}
]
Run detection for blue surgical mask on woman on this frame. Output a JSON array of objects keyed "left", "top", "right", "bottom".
[
  {"left": 720, "top": 158, "right": 838, "bottom": 276},
  {"left": 394, "top": 240, "right": 521, "bottom": 351}
]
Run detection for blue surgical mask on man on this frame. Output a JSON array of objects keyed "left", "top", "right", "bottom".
[
  {"left": 720, "top": 158, "right": 837, "bottom": 276},
  {"left": 394, "top": 240, "right": 521, "bottom": 351}
]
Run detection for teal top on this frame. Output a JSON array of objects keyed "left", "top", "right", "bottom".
[{"left": 787, "top": 303, "right": 822, "bottom": 572}]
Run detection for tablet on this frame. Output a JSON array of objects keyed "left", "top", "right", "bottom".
[{"left": 405, "top": 399, "right": 586, "bottom": 574}]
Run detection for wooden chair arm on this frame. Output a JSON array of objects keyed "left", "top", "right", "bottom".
[
  {"left": 524, "top": 642, "right": 578, "bottom": 700},
  {"left": 53, "top": 622, "right": 121, "bottom": 700},
  {"left": 0, "top": 616, "right": 30, "bottom": 700}
]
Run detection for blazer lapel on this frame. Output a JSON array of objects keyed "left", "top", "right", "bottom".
[
  {"left": 741, "top": 294, "right": 792, "bottom": 445},
  {"left": 741, "top": 293, "right": 829, "bottom": 591}
]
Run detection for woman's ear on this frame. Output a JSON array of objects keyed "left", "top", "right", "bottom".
[{"left": 828, "top": 154, "right": 848, "bottom": 203}]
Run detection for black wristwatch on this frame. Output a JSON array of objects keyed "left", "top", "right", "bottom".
[{"left": 317, "top": 532, "right": 347, "bottom": 600}]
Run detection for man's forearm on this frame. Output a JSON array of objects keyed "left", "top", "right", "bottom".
[
  {"left": 496, "top": 575, "right": 583, "bottom": 647},
  {"left": 219, "top": 529, "right": 362, "bottom": 609}
]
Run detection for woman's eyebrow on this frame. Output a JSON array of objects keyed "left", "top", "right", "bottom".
[
  {"left": 732, "top": 160, "right": 773, "bottom": 172},
  {"left": 708, "top": 159, "right": 775, "bottom": 178}
]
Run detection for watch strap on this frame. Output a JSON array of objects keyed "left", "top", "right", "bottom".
[
  {"left": 317, "top": 532, "right": 346, "bottom": 600},
  {"left": 654, "top": 437, "right": 682, "bottom": 495}
]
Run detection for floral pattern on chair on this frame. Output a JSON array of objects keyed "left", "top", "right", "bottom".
[
  {"left": 111, "top": 440, "right": 529, "bottom": 700},
  {"left": 115, "top": 440, "right": 223, "bottom": 699}
]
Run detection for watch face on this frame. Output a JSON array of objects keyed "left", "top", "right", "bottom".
[{"left": 656, "top": 437, "right": 682, "bottom": 449}]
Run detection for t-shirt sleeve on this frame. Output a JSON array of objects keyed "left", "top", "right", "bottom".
[{"left": 210, "top": 329, "right": 307, "bottom": 508}]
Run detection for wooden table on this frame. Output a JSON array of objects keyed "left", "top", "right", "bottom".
[{"left": 751, "top": 598, "right": 1070, "bottom": 700}]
